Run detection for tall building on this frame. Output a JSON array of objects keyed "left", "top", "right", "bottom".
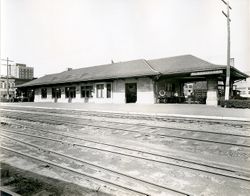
[
  {"left": 8, "top": 63, "right": 34, "bottom": 79},
  {"left": 0, "top": 63, "right": 35, "bottom": 101}
]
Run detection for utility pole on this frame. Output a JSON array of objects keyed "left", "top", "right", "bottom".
[
  {"left": 1, "top": 57, "right": 14, "bottom": 100},
  {"left": 221, "top": 0, "right": 232, "bottom": 100}
]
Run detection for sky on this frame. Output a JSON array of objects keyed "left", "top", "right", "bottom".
[{"left": 0, "top": 0, "right": 249, "bottom": 77}]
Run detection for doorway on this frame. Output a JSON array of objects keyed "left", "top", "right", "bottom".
[{"left": 125, "top": 83, "right": 137, "bottom": 103}]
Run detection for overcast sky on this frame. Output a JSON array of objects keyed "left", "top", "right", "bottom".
[{"left": 0, "top": 0, "right": 249, "bottom": 77}]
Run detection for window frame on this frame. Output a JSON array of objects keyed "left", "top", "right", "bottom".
[
  {"left": 81, "top": 85, "right": 93, "bottom": 98},
  {"left": 106, "top": 83, "right": 112, "bottom": 98},
  {"left": 52, "top": 88, "right": 61, "bottom": 99},
  {"left": 65, "top": 87, "right": 76, "bottom": 99},
  {"left": 96, "top": 84, "right": 104, "bottom": 98}
]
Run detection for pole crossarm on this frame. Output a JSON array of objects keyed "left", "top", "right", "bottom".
[
  {"left": 1, "top": 58, "right": 14, "bottom": 62},
  {"left": 222, "top": 11, "right": 231, "bottom": 21},
  {"left": 221, "top": 0, "right": 232, "bottom": 9}
]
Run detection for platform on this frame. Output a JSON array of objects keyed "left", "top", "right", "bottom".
[{"left": 1, "top": 102, "right": 250, "bottom": 121}]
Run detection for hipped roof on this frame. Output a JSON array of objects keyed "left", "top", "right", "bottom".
[{"left": 18, "top": 55, "right": 247, "bottom": 87}]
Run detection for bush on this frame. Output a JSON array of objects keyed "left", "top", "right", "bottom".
[{"left": 220, "top": 99, "right": 250, "bottom": 108}]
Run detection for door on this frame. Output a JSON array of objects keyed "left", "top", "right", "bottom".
[{"left": 125, "top": 83, "right": 137, "bottom": 103}]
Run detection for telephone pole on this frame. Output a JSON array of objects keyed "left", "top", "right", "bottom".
[
  {"left": 1, "top": 57, "right": 14, "bottom": 100},
  {"left": 221, "top": 0, "right": 232, "bottom": 100}
]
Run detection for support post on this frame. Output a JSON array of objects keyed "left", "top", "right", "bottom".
[
  {"left": 222, "top": 0, "right": 231, "bottom": 100},
  {"left": 206, "top": 78, "right": 218, "bottom": 106}
]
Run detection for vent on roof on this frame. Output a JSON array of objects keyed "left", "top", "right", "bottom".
[{"left": 67, "top": 68, "right": 73, "bottom": 71}]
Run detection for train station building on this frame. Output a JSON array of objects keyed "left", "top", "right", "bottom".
[{"left": 17, "top": 55, "right": 248, "bottom": 106}]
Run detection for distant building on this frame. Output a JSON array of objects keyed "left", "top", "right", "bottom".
[
  {"left": 183, "top": 82, "right": 208, "bottom": 104},
  {"left": 0, "top": 77, "right": 16, "bottom": 100},
  {"left": 235, "top": 73, "right": 250, "bottom": 98},
  {"left": 0, "top": 76, "right": 35, "bottom": 101},
  {"left": 0, "top": 63, "right": 35, "bottom": 101},
  {"left": 183, "top": 83, "right": 194, "bottom": 97},
  {"left": 8, "top": 63, "right": 34, "bottom": 79}
]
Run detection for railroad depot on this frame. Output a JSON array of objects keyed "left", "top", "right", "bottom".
[{"left": 17, "top": 55, "right": 248, "bottom": 106}]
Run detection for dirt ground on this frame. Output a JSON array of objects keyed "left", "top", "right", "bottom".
[{"left": 0, "top": 162, "right": 111, "bottom": 196}]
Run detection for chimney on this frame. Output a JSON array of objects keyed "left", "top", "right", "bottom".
[
  {"left": 67, "top": 68, "right": 73, "bottom": 71},
  {"left": 230, "top": 58, "right": 234, "bottom": 67}
]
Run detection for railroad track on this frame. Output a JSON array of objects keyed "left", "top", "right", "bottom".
[
  {"left": 2, "top": 109, "right": 249, "bottom": 137},
  {"left": 1, "top": 105, "right": 250, "bottom": 125},
  {"left": 1, "top": 109, "right": 250, "bottom": 148},
  {"left": 1, "top": 106, "right": 250, "bottom": 195},
  {"left": 1, "top": 132, "right": 191, "bottom": 196},
  {"left": 1, "top": 107, "right": 249, "bottom": 136},
  {"left": 1, "top": 125, "right": 250, "bottom": 182},
  {"left": 4, "top": 120, "right": 247, "bottom": 173}
]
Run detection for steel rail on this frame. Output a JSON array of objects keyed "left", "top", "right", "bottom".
[
  {"left": 1, "top": 129, "right": 250, "bottom": 182},
  {"left": 2, "top": 121, "right": 250, "bottom": 175},
  {"left": 1, "top": 108, "right": 250, "bottom": 138},
  {"left": 0, "top": 135, "right": 190, "bottom": 196},
  {"left": 3, "top": 112, "right": 250, "bottom": 148},
  {"left": 2, "top": 119, "right": 250, "bottom": 175},
  {"left": 2, "top": 108, "right": 250, "bottom": 137},
  {"left": 0, "top": 146, "right": 149, "bottom": 196},
  {"left": 1, "top": 123, "right": 245, "bottom": 174}
]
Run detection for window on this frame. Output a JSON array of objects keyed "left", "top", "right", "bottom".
[
  {"left": 52, "top": 88, "right": 55, "bottom": 98},
  {"left": 41, "top": 88, "right": 47, "bottom": 98},
  {"left": 96, "top": 84, "right": 104, "bottom": 98},
  {"left": 81, "top": 85, "right": 93, "bottom": 98},
  {"left": 9, "top": 82, "right": 15, "bottom": 87},
  {"left": 107, "top": 83, "right": 112, "bottom": 98},
  {"left": 65, "top": 87, "right": 76, "bottom": 98},
  {"left": 248, "top": 91, "right": 250, "bottom": 95},
  {"left": 52, "top": 88, "right": 61, "bottom": 98},
  {"left": 1, "top": 82, "right": 5, "bottom": 89},
  {"left": 57, "top": 88, "right": 61, "bottom": 98},
  {"left": 65, "top": 87, "right": 69, "bottom": 98}
]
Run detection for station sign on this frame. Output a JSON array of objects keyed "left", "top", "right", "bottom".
[{"left": 190, "top": 70, "right": 223, "bottom": 76}]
